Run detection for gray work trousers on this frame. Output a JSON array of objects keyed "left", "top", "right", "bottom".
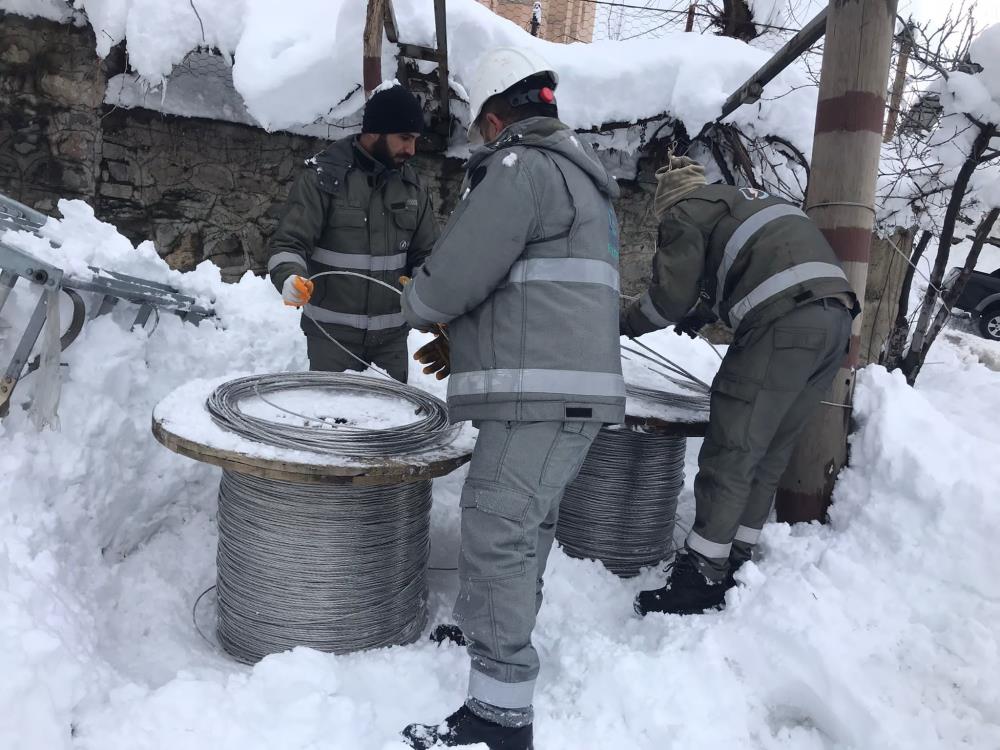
[
  {"left": 455, "top": 419, "right": 601, "bottom": 710},
  {"left": 687, "top": 299, "right": 853, "bottom": 581},
  {"left": 306, "top": 334, "right": 408, "bottom": 382}
]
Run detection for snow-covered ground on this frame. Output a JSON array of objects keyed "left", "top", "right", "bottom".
[
  {"left": 1, "top": 202, "right": 999, "bottom": 750},
  {"left": 1, "top": 2, "right": 999, "bottom": 747}
]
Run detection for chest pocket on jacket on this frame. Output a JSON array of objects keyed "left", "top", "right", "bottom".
[
  {"left": 390, "top": 205, "right": 417, "bottom": 253},
  {"left": 323, "top": 204, "right": 368, "bottom": 252}
]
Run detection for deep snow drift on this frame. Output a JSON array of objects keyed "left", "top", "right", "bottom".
[{"left": 1, "top": 203, "right": 999, "bottom": 749}]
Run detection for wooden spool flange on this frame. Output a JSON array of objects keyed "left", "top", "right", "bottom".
[{"left": 151, "top": 376, "right": 474, "bottom": 485}]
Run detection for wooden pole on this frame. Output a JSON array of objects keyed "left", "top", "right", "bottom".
[
  {"left": 775, "top": 0, "right": 898, "bottom": 523},
  {"left": 383, "top": 0, "right": 399, "bottom": 43},
  {"left": 363, "top": 0, "right": 386, "bottom": 99},
  {"left": 434, "top": 0, "right": 451, "bottom": 134},
  {"left": 860, "top": 228, "right": 912, "bottom": 366},
  {"left": 686, "top": 3, "right": 697, "bottom": 32},
  {"left": 883, "top": 25, "right": 912, "bottom": 143}
]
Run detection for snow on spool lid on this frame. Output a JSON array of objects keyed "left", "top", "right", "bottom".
[
  {"left": 151, "top": 374, "right": 474, "bottom": 482},
  {"left": 239, "top": 387, "right": 422, "bottom": 431}
]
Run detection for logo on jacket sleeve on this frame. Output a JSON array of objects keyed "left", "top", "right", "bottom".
[{"left": 739, "top": 187, "right": 770, "bottom": 201}]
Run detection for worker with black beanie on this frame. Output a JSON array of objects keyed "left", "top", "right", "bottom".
[{"left": 265, "top": 84, "right": 439, "bottom": 381}]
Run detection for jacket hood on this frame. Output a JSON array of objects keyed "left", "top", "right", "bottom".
[
  {"left": 652, "top": 155, "right": 707, "bottom": 220},
  {"left": 469, "top": 117, "right": 620, "bottom": 200}
]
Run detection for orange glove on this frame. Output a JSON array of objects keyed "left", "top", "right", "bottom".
[
  {"left": 282, "top": 275, "right": 314, "bottom": 307},
  {"left": 413, "top": 333, "right": 450, "bottom": 380}
]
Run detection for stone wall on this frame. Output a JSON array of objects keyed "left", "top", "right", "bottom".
[
  {"left": 0, "top": 14, "right": 106, "bottom": 211},
  {"left": 0, "top": 12, "right": 658, "bottom": 292}
]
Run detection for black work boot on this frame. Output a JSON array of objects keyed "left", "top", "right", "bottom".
[
  {"left": 402, "top": 705, "right": 533, "bottom": 749},
  {"left": 634, "top": 552, "right": 729, "bottom": 616},
  {"left": 429, "top": 623, "right": 468, "bottom": 647}
]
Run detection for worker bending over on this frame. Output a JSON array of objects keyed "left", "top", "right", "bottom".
[{"left": 622, "top": 156, "right": 857, "bottom": 617}]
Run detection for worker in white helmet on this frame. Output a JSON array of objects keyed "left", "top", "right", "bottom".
[{"left": 400, "top": 48, "right": 625, "bottom": 750}]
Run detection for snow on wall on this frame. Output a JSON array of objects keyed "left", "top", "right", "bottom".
[
  {"left": 1, "top": 0, "right": 817, "bottom": 154},
  {"left": 0, "top": 0, "right": 76, "bottom": 22}
]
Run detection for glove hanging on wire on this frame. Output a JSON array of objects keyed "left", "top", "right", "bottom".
[
  {"left": 282, "top": 275, "right": 314, "bottom": 307},
  {"left": 413, "top": 333, "right": 450, "bottom": 380}
]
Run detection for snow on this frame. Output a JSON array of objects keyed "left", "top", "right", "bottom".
[
  {"left": 501, "top": 152, "right": 518, "bottom": 168},
  {"left": 922, "top": 26, "right": 1000, "bottom": 216},
  {"left": 3, "top": 0, "right": 816, "bottom": 154},
  {"left": 0, "top": 0, "right": 77, "bottom": 21},
  {"left": 153, "top": 375, "right": 475, "bottom": 467},
  {"left": 1, "top": 2, "right": 999, "bottom": 745},
  {"left": 878, "top": 22, "right": 1000, "bottom": 229},
  {"left": 621, "top": 331, "right": 717, "bottom": 423},
  {"left": 1, "top": 196, "right": 999, "bottom": 748}
]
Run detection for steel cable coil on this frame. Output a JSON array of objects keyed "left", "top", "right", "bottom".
[
  {"left": 216, "top": 470, "right": 432, "bottom": 663},
  {"left": 205, "top": 372, "right": 454, "bottom": 456},
  {"left": 200, "top": 372, "right": 457, "bottom": 663},
  {"left": 557, "top": 426, "right": 687, "bottom": 577}
]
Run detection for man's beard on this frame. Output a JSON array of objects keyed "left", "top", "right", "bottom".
[{"left": 372, "top": 136, "right": 407, "bottom": 169}]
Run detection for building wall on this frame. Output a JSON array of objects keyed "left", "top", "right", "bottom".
[
  {"left": 0, "top": 12, "right": 654, "bottom": 295},
  {"left": 476, "top": 0, "right": 596, "bottom": 43}
]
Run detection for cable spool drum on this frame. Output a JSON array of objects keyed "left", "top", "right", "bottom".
[
  {"left": 152, "top": 372, "right": 473, "bottom": 664},
  {"left": 557, "top": 424, "right": 688, "bottom": 577},
  {"left": 214, "top": 469, "right": 433, "bottom": 663}
]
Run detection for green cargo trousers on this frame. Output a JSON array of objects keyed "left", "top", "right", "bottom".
[
  {"left": 455, "top": 419, "right": 601, "bottom": 711},
  {"left": 687, "top": 299, "right": 853, "bottom": 581},
  {"left": 305, "top": 333, "right": 409, "bottom": 382}
]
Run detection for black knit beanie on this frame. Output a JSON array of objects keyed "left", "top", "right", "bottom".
[{"left": 362, "top": 86, "right": 425, "bottom": 134}]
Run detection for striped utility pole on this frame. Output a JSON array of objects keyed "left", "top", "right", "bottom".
[{"left": 775, "top": 0, "right": 899, "bottom": 523}]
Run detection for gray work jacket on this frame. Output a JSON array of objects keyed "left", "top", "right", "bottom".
[
  {"left": 402, "top": 117, "right": 626, "bottom": 425},
  {"left": 267, "top": 136, "right": 438, "bottom": 347},
  {"left": 623, "top": 184, "right": 859, "bottom": 337}
]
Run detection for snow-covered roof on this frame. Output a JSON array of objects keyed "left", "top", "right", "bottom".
[{"left": 4, "top": 0, "right": 818, "bottom": 154}]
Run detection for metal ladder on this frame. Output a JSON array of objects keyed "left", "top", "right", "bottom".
[{"left": 0, "top": 193, "right": 214, "bottom": 417}]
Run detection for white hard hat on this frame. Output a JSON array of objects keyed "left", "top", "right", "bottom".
[{"left": 466, "top": 47, "right": 558, "bottom": 142}]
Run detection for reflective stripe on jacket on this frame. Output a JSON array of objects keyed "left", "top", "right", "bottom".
[{"left": 624, "top": 184, "right": 858, "bottom": 337}]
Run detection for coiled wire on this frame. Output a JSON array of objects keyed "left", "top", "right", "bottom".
[
  {"left": 626, "top": 383, "right": 711, "bottom": 413},
  {"left": 205, "top": 372, "right": 453, "bottom": 456},
  {"left": 557, "top": 426, "right": 687, "bottom": 577},
  {"left": 216, "top": 470, "right": 432, "bottom": 663}
]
